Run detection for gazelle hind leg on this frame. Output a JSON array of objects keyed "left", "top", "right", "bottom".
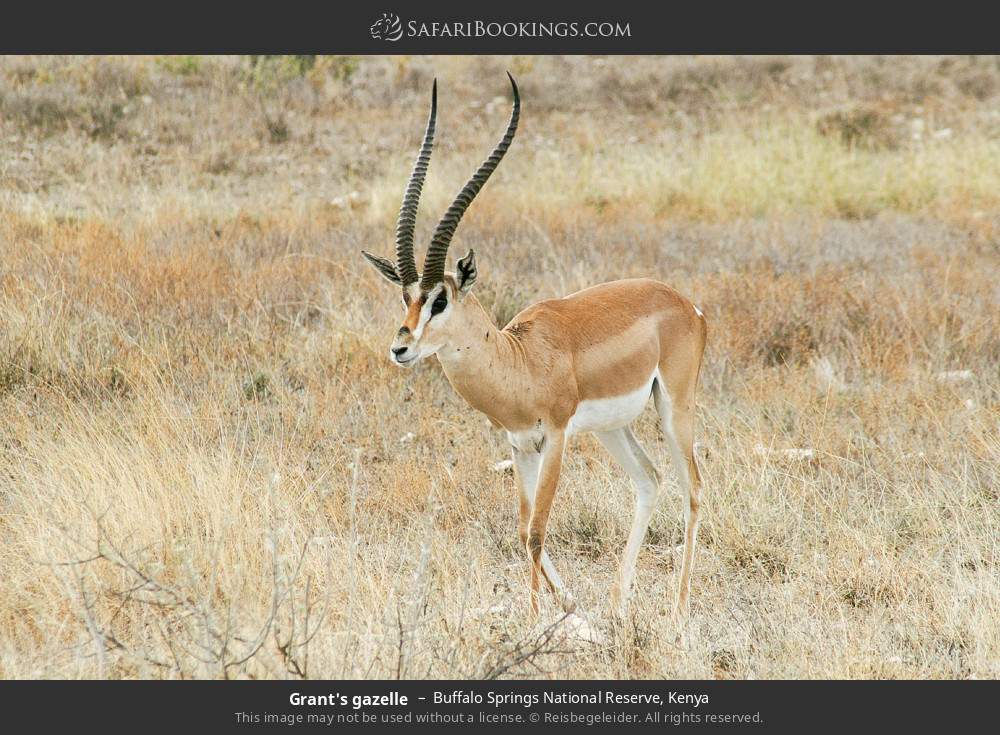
[
  {"left": 512, "top": 445, "right": 575, "bottom": 612},
  {"left": 653, "top": 379, "right": 702, "bottom": 619},
  {"left": 595, "top": 426, "right": 660, "bottom": 616}
]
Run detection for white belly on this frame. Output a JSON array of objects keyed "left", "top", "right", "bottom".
[{"left": 567, "top": 373, "right": 656, "bottom": 435}]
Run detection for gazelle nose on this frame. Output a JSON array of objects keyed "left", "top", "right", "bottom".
[{"left": 392, "top": 346, "right": 409, "bottom": 357}]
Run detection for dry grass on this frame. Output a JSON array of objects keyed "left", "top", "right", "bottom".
[{"left": 0, "top": 55, "right": 998, "bottom": 679}]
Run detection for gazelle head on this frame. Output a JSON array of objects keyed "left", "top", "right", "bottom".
[{"left": 362, "top": 74, "right": 520, "bottom": 367}]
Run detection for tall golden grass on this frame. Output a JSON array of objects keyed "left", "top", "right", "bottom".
[{"left": 0, "top": 56, "right": 997, "bottom": 678}]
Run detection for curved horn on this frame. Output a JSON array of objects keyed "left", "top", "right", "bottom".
[
  {"left": 420, "top": 73, "right": 519, "bottom": 290},
  {"left": 395, "top": 79, "right": 437, "bottom": 287}
]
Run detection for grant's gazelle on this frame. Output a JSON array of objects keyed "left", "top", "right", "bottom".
[{"left": 362, "top": 74, "right": 707, "bottom": 618}]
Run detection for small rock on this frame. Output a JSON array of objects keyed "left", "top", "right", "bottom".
[
  {"left": 559, "top": 613, "right": 607, "bottom": 645},
  {"left": 330, "top": 191, "right": 362, "bottom": 209},
  {"left": 754, "top": 444, "right": 815, "bottom": 461},
  {"left": 782, "top": 448, "right": 815, "bottom": 461},
  {"left": 399, "top": 432, "right": 416, "bottom": 444},
  {"left": 936, "top": 370, "right": 973, "bottom": 384},
  {"left": 469, "top": 603, "right": 510, "bottom": 621},
  {"left": 813, "top": 356, "right": 846, "bottom": 392}
]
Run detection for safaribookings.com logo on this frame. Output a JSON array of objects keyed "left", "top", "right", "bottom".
[
  {"left": 370, "top": 13, "right": 631, "bottom": 41},
  {"left": 370, "top": 13, "right": 404, "bottom": 41}
]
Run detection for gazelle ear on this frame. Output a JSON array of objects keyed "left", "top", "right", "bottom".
[
  {"left": 361, "top": 251, "right": 402, "bottom": 285},
  {"left": 455, "top": 249, "right": 478, "bottom": 296}
]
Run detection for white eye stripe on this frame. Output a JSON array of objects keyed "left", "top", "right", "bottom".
[
  {"left": 408, "top": 284, "right": 451, "bottom": 339},
  {"left": 413, "top": 288, "right": 440, "bottom": 337}
]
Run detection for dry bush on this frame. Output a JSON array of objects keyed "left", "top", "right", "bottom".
[
  {"left": 816, "top": 103, "right": 905, "bottom": 151},
  {"left": 0, "top": 56, "right": 998, "bottom": 679}
]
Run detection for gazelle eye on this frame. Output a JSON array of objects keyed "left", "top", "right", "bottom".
[{"left": 430, "top": 292, "right": 448, "bottom": 316}]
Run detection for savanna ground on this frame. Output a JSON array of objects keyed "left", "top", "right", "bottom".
[{"left": 0, "top": 55, "right": 997, "bottom": 679}]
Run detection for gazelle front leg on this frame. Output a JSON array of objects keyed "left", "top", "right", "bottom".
[
  {"left": 512, "top": 444, "right": 575, "bottom": 613},
  {"left": 523, "top": 429, "right": 566, "bottom": 615}
]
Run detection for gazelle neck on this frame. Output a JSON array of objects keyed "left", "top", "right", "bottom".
[{"left": 435, "top": 294, "right": 527, "bottom": 428}]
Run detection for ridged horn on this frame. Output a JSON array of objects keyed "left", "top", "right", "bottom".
[
  {"left": 394, "top": 79, "right": 437, "bottom": 287},
  {"left": 420, "top": 73, "right": 519, "bottom": 290}
]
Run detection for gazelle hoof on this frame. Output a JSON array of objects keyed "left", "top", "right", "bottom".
[
  {"left": 557, "top": 591, "right": 578, "bottom": 614},
  {"left": 671, "top": 604, "right": 691, "bottom": 647}
]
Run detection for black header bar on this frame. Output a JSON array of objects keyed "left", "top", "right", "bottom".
[{"left": 1, "top": 2, "right": 998, "bottom": 54}]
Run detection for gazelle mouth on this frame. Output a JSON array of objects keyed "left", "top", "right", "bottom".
[{"left": 393, "top": 355, "right": 416, "bottom": 366}]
